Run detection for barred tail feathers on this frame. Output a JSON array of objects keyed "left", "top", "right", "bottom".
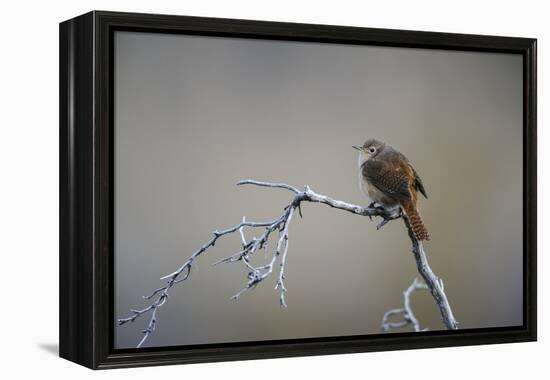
[{"left": 401, "top": 201, "right": 431, "bottom": 241}]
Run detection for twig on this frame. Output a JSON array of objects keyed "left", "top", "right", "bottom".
[
  {"left": 380, "top": 278, "right": 429, "bottom": 332},
  {"left": 118, "top": 179, "right": 457, "bottom": 348},
  {"left": 117, "top": 218, "right": 275, "bottom": 347}
]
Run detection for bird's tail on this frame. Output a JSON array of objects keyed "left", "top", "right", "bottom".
[{"left": 401, "top": 200, "right": 431, "bottom": 241}]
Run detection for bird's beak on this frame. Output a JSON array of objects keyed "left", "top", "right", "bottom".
[{"left": 352, "top": 145, "right": 362, "bottom": 151}]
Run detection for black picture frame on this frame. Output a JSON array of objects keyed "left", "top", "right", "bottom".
[{"left": 59, "top": 10, "right": 537, "bottom": 369}]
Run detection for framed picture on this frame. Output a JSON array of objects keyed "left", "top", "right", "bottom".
[{"left": 59, "top": 11, "right": 537, "bottom": 369}]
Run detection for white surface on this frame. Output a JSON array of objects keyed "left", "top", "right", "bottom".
[{"left": 0, "top": 0, "right": 547, "bottom": 377}]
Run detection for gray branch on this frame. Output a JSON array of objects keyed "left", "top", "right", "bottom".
[
  {"left": 118, "top": 179, "right": 457, "bottom": 348},
  {"left": 380, "top": 278, "right": 429, "bottom": 332}
]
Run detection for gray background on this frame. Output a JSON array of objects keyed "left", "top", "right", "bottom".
[{"left": 114, "top": 31, "right": 523, "bottom": 349}]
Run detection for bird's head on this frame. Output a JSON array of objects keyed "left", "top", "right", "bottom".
[{"left": 353, "top": 139, "right": 386, "bottom": 161}]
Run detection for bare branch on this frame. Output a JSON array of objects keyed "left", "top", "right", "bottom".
[
  {"left": 117, "top": 216, "right": 277, "bottom": 348},
  {"left": 381, "top": 278, "right": 429, "bottom": 332},
  {"left": 236, "top": 179, "right": 301, "bottom": 194},
  {"left": 118, "top": 179, "right": 457, "bottom": 348},
  {"left": 402, "top": 219, "right": 458, "bottom": 330}
]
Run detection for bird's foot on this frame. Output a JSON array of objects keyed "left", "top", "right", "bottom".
[
  {"left": 367, "top": 202, "right": 376, "bottom": 220},
  {"left": 375, "top": 205, "right": 387, "bottom": 213},
  {"left": 367, "top": 202, "right": 385, "bottom": 221}
]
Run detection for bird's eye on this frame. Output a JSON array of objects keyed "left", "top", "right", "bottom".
[{"left": 368, "top": 147, "right": 376, "bottom": 153}]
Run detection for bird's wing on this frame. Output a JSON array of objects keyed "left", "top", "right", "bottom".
[
  {"left": 410, "top": 164, "right": 428, "bottom": 199},
  {"left": 362, "top": 158, "right": 411, "bottom": 201}
]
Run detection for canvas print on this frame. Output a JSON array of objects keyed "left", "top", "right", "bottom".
[{"left": 114, "top": 31, "right": 523, "bottom": 349}]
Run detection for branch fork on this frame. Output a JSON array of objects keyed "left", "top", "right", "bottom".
[
  {"left": 381, "top": 278, "right": 430, "bottom": 332},
  {"left": 118, "top": 179, "right": 457, "bottom": 348}
]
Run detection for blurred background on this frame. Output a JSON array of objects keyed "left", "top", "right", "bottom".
[{"left": 114, "top": 31, "right": 523, "bottom": 348}]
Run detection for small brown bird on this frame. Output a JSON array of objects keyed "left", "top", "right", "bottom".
[{"left": 353, "top": 139, "right": 431, "bottom": 241}]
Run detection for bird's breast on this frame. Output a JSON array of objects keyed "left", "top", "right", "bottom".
[{"left": 359, "top": 173, "right": 399, "bottom": 208}]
